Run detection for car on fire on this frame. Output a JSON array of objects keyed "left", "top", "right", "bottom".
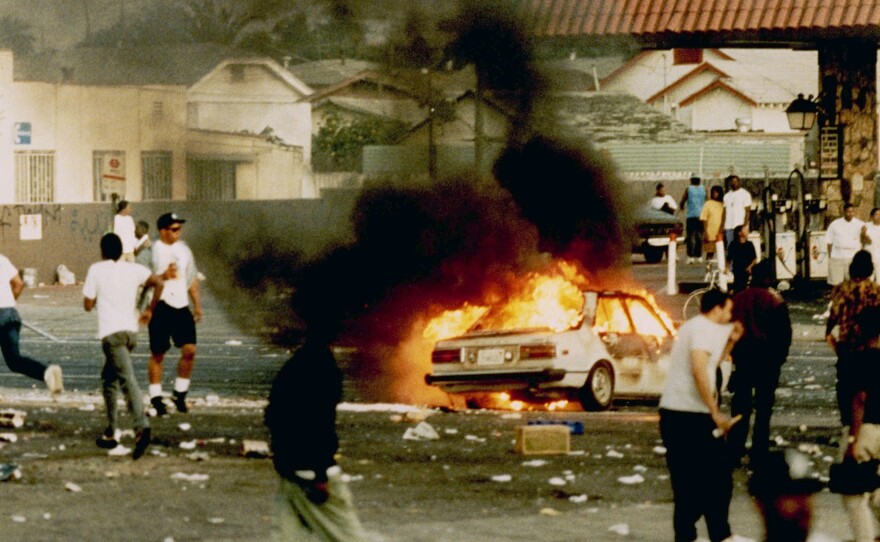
[
  {"left": 633, "top": 205, "right": 683, "bottom": 263},
  {"left": 425, "top": 290, "right": 674, "bottom": 411}
]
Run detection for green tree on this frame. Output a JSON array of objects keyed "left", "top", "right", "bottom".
[{"left": 313, "top": 112, "right": 408, "bottom": 172}]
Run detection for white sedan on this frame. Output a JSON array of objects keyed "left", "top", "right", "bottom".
[{"left": 425, "top": 291, "right": 675, "bottom": 410}]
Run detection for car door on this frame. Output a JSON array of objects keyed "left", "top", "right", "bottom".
[
  {"left": 593, "top": 296, "right": 647, "bottom": 390},
  {"left": 622, "top": 296, "right": 675, "bottom": 393}
]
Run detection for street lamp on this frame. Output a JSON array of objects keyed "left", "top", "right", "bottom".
[{"left": 785, "top": 93, "right": 819, "bottom": 131}]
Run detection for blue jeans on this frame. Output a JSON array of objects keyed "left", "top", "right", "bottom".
[
  {"left": 101, "top": 331, "right": 148, "bottom": 432},
  {"left": 0, "top": 307, "right": 48, "bottom": 381}
]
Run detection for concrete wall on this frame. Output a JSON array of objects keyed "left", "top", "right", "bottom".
[
  {"left": 5, "top": 80, "right": 188, "bottom": 203},
  {"left": 0, "top": 194, "right": 358, "bottom": 287}
]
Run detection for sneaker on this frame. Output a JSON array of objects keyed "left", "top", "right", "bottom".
[
  {"left": 133, "top": 427, "right": 151, "bottom": 460},
  {"left": 96, "top": 428, "right": 120, "bottom": 449},
  {"left": 686, "top": 257, "right": 694, "bottom": 264},
  {"left": 150, "top": 396, "right": 168, "bottom": 417},
  {"left": 172, "top": 391, "right": 189, "bottom": 414},
  {"left": 43, "top": 364, "right": 63, "bottom": 394}
]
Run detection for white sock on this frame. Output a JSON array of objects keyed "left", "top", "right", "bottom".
[
  {"left": 174, "top": 378, "right": 190, "bottom": 394},
  {"left": 149, "top": 384, "right": 163, "bottom": 398}
]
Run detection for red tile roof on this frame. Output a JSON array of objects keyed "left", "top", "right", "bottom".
[{"left": 518, "top": 0, "right": 880, "bottom": 38}]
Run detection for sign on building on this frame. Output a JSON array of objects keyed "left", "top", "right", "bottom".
[
  {"left": 19, "top": 214, "right": 41, "bottom": 240},
  {"left": 101, "top": 152, "right": 126, "bottom": 197},
  {"left": 13, "top": 122, "right": 31, "bottom": 145}
]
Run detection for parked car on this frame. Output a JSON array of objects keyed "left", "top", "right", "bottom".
[
  {"left": 425, "top": 290, "right": 675, "bottom": 410},
  {"left": 633, "top": 206, "right": 683, "bottom": 263}
]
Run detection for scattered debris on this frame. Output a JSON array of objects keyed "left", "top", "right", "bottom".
[
  {"left": 0, "top": 463, "right": 21, "bottom": 481},
  {"left": 569, "top": 494, "right": 588, "bottom": 503},
  {"left": 178, "top": 423, "right": 191, "bottom": 431},
  {"left": 548, "top": 477, "right": 566, "bottom": 486},
  {"left": 0, "top": 409, "right": 26, "bottom": 428},
  {"left": 11, "top": 515, "right": 25, "bottom": 523},
  {"left": 185, "top": 452, "right": 210, "bottom": 462},
  {"left": 464, "top": 435, "right": 486, "bottom": 443},
  {"left": 653, "top": 446, "right": 667, "bottom": 455},
  {"left": 77, "top": 404, "right": 96, "bottom": 412},
  {"left": 539, "top": 508, "right": 560, "bottom": 516},
  {"left": 0, "top": 433, "right": 18, "bottom": 443},
  {"left": 490, "top": 474, "right": 512, "bottom": 483},
  {"left": 608, "top": 523, "right": 630, "bottom": 536},
  {"left": 207, "top": 517, "right": 225, "bottom": 524},
  {"left": 522, "top": 459, "right": 549, "bottom": 467},
  {"left": 170, "top": 472, "right": 209, "bottom": 483},
  {"left": 241, "top": 439, "right": 270, "bottom": 458},
  {"left": 107, "top": 445, "right": 131, "bottom": 457},
  {"left": 618, "top": 474, "right": 645, "bottom": 485},
  {"left": 64, "top": 482, "right": 82, "bottom": 493},
  {"left": 444, "top": 428, "right": 458, "bottom": 435},
  {"left": 606, "top": 449, "right": 624, "bottom": 458},
  {"left": 179, "top": 440, "right": 197, "bottom": 450},
  {"left": 633, "top": 465, "right": 648, "bottom": 473},
  {"left": 224, "top": 340, "right": 242, "bottom": 346},
  {"left": 402, "top": 422, "right": 440, "bottom": 441},
  {"left": 205, "top": 395, "right": 220, "bottom": 406}
]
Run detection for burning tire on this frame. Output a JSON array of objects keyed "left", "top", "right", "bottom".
[{"left": 578, "top": 361, "right": 614, "bottom": 411}]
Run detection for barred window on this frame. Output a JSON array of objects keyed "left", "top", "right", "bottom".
[
  {"left": 187, "top": 159, "right": 236, "bottom": 200},
  {"left": 142, "top": 151, "right": 172, "bottom": 200},
  {"left": 15, "top": 151, "right": 55, "bottom": 203}
]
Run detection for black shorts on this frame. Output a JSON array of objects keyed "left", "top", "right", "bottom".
[{"left": 148, "top": 301, "right": 197, "bottom": 355}]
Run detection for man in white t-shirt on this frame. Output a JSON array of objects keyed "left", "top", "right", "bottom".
[
  {"left": 113, "top": 200, "right": 137, "bottom": 262},
  {"left": 649, "top": 183, "right": 678, "bottom": 215},
  {"left": 83, "top": 233, "right": 164, "bottom": 459},
  {"left": 659, "top": 288, "right": 744, "bottom": 542},
  {"left": 0, "top": 254, "right": 63, "bottom": 394},
  {"left": 722, "top": 175, "right": 753, "bottom": 245},
  {"left": 861, "top": 207, "right": 880, "bottom": 283},
  {"left": 826, "top": 203, "right": 865, "bottom": 286},
  {"left": 147, "top": 213, "right": 203, "bottom": 416}
]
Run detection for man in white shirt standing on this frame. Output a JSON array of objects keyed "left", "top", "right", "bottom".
[
  {"left": 861, "top": 207, "right": 880, "bottom": 283},
  {"left": 83, "top": 233, "right": 164, "bottom": 459},
  {"left": 658, "top": 288, "right": 744, "bottom": 542},
  {"left": 649, "top": 183, "right": 678, "bottom": 215},
  {"left": 0, "top": 254, "right": 63, "bottom": 394},
  {"left": 147, "top": 213, "right": 203, "bottom": 416},
  {"left": 826, "top": 203, "right": 865, "bottom": 286},
  {"left": 722, "top": 175, "right": 753, "bottom": 246},
  {"left": 113, "top": 200, "right": 137, "bottom": 262}
]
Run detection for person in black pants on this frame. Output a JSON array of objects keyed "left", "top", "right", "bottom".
[
  {"left": 726, "top": 224, "right": 757, "bottom": 293},
  {"left": 727, "top": 260, "right": 792, "bottom": 467}
]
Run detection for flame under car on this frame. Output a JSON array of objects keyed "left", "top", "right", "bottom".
[{"left": 426, "top": 291, "right": 674, "bottom": 410}]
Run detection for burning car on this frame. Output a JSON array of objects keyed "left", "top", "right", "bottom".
[{"left": 425, "top": 288, "right": 674, "bottom": 411}]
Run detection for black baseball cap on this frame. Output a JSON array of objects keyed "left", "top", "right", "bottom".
[{"left": 157, "top": 212, "right": 186, "bottom": 230}]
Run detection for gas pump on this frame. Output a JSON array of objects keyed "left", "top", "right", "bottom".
[
  {"left": 802, "top": 190, "right": 828, "bottom": 280},
  {"left": 762, "top": 186, "right": 797, "bottom": 280}
]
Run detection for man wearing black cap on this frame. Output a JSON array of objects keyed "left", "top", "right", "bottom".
[{"left": 147, "top": 212, "right": 202, "bottom": 415}]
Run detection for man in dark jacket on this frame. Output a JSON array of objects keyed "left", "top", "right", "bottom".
[
  {"left": 727, "top": 260, "right": 792, "bottom": 466},
  {"left": 265, "top": 339, "right": 367, "bottom": 541}
]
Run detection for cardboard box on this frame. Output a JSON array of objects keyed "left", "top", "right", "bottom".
[{"left": 515, "top": 425, "right": 570, "bottom": 455}]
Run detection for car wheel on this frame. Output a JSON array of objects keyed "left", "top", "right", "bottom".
[
  {"left": 643, "top": 246, "right": 664, "bottom": 264},
  {"left": 578, "top": 361, "right": 615, "bottom": 411}
]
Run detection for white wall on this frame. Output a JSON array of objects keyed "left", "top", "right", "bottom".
[{"left": 7, "top": 79, "right": 187, "bottom": 203}]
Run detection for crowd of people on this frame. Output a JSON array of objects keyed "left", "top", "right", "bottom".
[{"left": 659, "top": 193, "right": 880, "bottom": 541}]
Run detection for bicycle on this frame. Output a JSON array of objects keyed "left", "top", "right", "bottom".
[{"left": 682, "top": 260, "right": 732, "bottom": 321}]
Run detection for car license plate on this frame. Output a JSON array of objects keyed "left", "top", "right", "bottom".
[{"left": 477, "top": 348, "right": 505, "bottom": 365}]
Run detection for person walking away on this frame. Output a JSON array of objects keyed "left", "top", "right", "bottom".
[
  {"left": 0, "top": 253, "right": 63, "bottom": 394},
  {"left": 827, "top": 250, "right": 880, "bottom": 425},
  {"left": 727, "top": 260, "right": 792, "bottom": 467},
  {"left": 831, "top": 306, "right": 880, "bottom": 542},
  {"left": 826, "top": 203, "right": 864, "bottom": 287},
  {"left": 726, "top": 225, "right": 757, "bottom": 293},
  {"left": 723, "top": 175, "right": 752, "bottom": 246},
  {"left": 83, "top": 233, "right": 165, "bottom": 460},
  {"left": 659, "top": 288, "right": 744, "bottom": 542},
  {"left": 681, "top": 176, "right": 707, "bottom": 264},
  {"left": 265, "top": 337, "right": 368, "bottom": 541},
  {"left": 701, "top": 185, "right": 725, "bottom": 260},
  {"left": 113, "top": 200, "right": 137, "bottom": 263},
  {"left": 860, "top": 207, "right": 880, "bottom": 283},
  {"left": 147, "top": 213, "right": 202, "bottom": 415},
  {"left": 650, "top": 182, "right": 678, "bottom": 215}
]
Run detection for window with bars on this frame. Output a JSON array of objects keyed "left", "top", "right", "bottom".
[
  {"left": 187, "top": 159, "right": 236, "bottom": 200},
  {"left": 142, "top": 151, "right": 172, "bottom": 200},
  {"left": 15, "top": 151, "right": 55, "bottom": 203}
]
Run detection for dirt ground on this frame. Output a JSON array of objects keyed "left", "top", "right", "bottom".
[{"left": 0, "top": 387, "right": 844, "bottom": 541}]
